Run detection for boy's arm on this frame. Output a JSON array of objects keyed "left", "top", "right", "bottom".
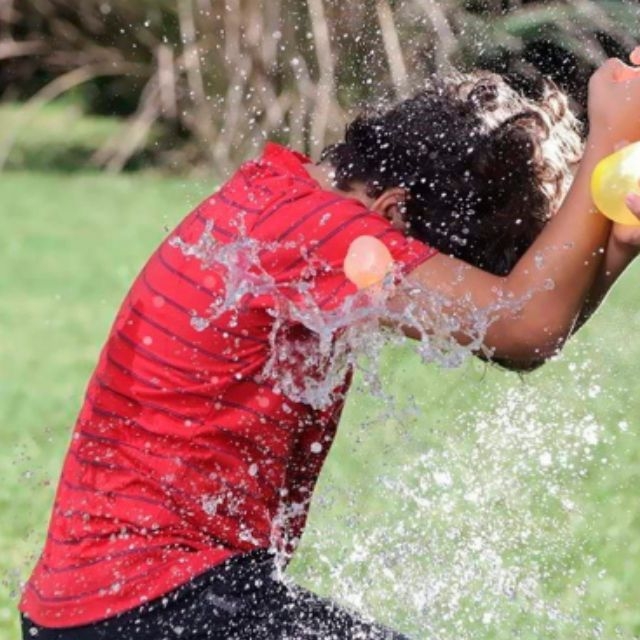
[
  {"left": 577, "top": 192, "right": 640, "bottom": 328},
  {"left": 387, "top": 59, "right": 640, "bottom": 368},
  {"left": 565, "top": 47, "right": 640, "bottom": 331}
]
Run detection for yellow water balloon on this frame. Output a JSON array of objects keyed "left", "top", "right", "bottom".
[
  {"left": 344, "top": 235, "right": 394, "bottom": 290},
  {"left": 591, "top": 141, "right": 640, "bottom": 226}
]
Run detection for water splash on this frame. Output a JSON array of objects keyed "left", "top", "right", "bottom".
[
  {"left": 292, "top": 370, "right": 624, "bottom": 639},
  {"left": 170, "top": 222, "right": 526, "bottom": 409},
  {"left": 170, "top": 223, "right": 617, "bottom": 638}
]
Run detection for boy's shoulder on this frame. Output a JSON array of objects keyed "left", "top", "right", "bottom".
[{"left": 201, "top": 143, "right": 368, "bottom": 236}]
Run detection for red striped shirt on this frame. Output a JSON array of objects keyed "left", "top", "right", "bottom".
[{"left": 20, "top": 143, "right": 436, "bottom": 627}]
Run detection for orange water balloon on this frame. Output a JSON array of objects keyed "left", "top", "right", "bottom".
[
  {"left": 591, "top": 141, "right": 640, "bottom": 226},
  {"left": 344, "top": 236, "right": 394, "bottom": 289}
]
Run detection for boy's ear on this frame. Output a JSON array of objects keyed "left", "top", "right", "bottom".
[{"left": 371, "top": 187, "right": 407, "bottom": 229}]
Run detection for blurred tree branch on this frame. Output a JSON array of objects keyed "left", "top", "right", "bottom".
[{"left": 0, "top": 0, "right": 638, "bottom": 175}]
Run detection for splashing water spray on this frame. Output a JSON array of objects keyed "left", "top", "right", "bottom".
[
  {"left": 170, "top": 210, "right": 621, "bottom": 638},
  {"left": 150, "top": 40, "right": 640, "bottom": 640}
]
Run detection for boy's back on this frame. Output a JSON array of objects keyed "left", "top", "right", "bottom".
[{"left": 21, "top": 143, "right": 433, "bottom": 628}]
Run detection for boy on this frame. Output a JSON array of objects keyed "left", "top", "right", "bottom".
[{"left": 20, "top": 58, "right": 640, "bottom": 639}]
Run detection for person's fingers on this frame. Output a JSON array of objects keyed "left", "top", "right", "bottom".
[
  {"left": 601, "top": 57, "right": 640, "bottom": 83},
  {"left": 625, "top": 192, "right": 640, "bottom": 215},
  {"left": 630, "top": 46, "right": 640, "bottom": 66},
  {"left": 611, "top": 58, "right": 640, "bottom": 82}
]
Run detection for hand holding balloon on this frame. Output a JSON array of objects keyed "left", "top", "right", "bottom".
[
  {"left": 591, "top": 141, "right": 640, "bottom": 226},
  {"left": 344, "top": 236, "right": 394, "bottom": 290},
  {"left": 608, "top": 191, "right": 640, "bottom": 249},
  {"left": 590, "top": 47, "right": 640, "bottom": 226}
]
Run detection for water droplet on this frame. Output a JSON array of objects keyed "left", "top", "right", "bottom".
[
  {"left": 191, "top": 316, "right": 210, "bottom": 332},
  {"left": 539, "top": 452, "right": 552, "bottom": 467}
]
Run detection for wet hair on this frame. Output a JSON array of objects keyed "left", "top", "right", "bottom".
[{"left": 322, "top": 71, "right": 583, "bottom": 276}]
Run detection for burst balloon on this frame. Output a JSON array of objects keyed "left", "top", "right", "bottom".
[
  {"left": 344, "top": 235, "right": 394, "bottom": 289},
  {"left": 591, "top": 141, "right": 640, "bottom": 226}
]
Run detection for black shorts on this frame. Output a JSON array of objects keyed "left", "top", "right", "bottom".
[{"left": 22, "top": 550, "right": 410, "bottom": 639}]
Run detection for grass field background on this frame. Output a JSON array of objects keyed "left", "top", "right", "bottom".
[{"left": 2, "top": 170, "right": 640, "bottom": 639}]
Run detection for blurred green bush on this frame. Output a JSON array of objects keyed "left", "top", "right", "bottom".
[{"left": 0, "top": 101, "right": 158, "bottom": 171}]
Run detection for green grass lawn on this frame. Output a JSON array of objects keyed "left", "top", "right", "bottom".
[{"left": 2, "top": 171, "right": 640, "bottom": 639}]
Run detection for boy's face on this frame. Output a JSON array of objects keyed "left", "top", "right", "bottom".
[{"left": 348, "top": 181, "right": 407, "bottom": 231}]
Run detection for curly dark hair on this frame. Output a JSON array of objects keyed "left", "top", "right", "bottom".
[{"left": 321, "top": 72, "right": 583, "bottom": 276}]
